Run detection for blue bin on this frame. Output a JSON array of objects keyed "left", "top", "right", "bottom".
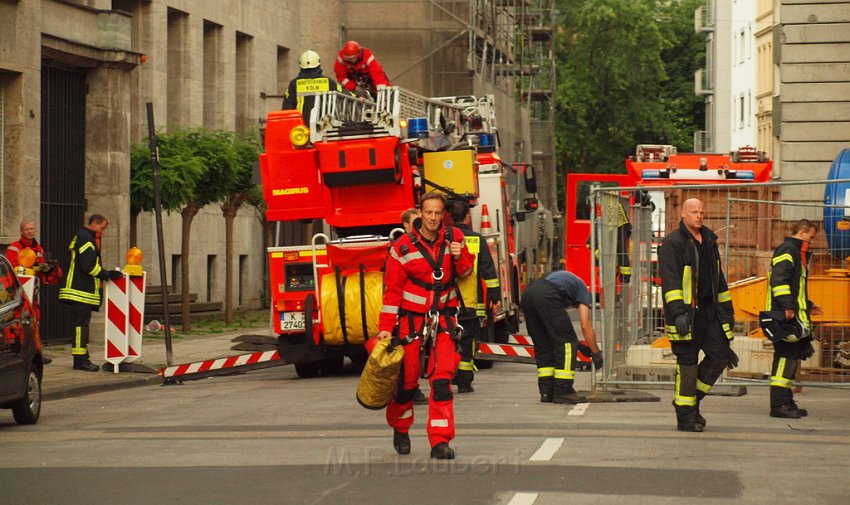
[{"left": 823, "top": 148, "right": 850, "bottom": 259}]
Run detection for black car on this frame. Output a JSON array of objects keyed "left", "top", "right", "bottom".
[{"left": 0, "top": 255, "right": 43, "bottom": 424}]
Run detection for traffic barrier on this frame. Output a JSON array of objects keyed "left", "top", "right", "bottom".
[
  {"left": 159, "top": 350, "right": 290, "bottom": 383},
  {"left": 476, "top": 341, "right": 536, "bottom": 364},
  {"left": 104, "top": 274, "right": 129, "bottom": 371},
  {"left": 17, "top": 274, "right": 35, "bottom": 304},
  {"left": 103, "top": 271, "right": 147, "bottom": 372},
  {"left": 125, "top": 273, "right": 146, "bottom": 363}
]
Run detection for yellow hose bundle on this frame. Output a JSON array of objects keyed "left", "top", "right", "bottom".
[
  {"left": 357, "top": 338, "right": 404, "bottom": 410},
  {"left": 320, "top": 271, "right": 384, "bottom": 345}
]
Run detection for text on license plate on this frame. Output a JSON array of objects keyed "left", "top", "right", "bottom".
[{"left": 281, "top": 311, "right": 306, "bottom": 330}]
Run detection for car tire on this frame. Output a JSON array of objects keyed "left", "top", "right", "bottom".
[
  {"left": 295, "top": 361, "right": 322, "bottom": 378},
  {"left": 12, "top": 366, "right": 42, "bottom": 425}
]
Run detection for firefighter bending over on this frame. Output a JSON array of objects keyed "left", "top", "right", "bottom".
[
  {"left": 375, "top": 191, "right": 474, "bottom": 460},
  {"left": 334, "top": 40, "right": 391, "bottom": 99},
  {"left": 659, "top": 198, "right": 738, "bottom": 432},
  {"left": 521, "top": 270, "right": 602, "bottom": 403},
  {"left": 282, "top": 50, "right": 346, "bottom": 123}
]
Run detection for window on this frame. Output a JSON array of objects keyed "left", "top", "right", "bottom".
[
  {"left": 739, "top": 96, "right": 745, "bottom": 128},
  {"left": 739, "top": 30, "right": 745, "bottom": 64},
  {"left": 203, "top": 20, "right": 223, "bottom": 129},
  {"left": 207, "top": 255, "right": 217, "bottom": 301}
]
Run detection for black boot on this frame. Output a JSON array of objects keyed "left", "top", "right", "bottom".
[
  {"left": 553, "top": 392, "right": 586, "bottom": 404},
  {"left": 674, "top": 403, "right": 704, "bottom": 432},
  {"left": 788, "top": 400, "right": 808, "bottom": 417},
  {"left": 430, "top": 442, "right": 455, "bottom": 460},
  {"left": 73, "top": 355, "right": 100, "bottom": 372},
  {"left": 695, "top": 391, "right": 707, "bottom": 428},
  {"left": 393, "top": 430, "right": 410, "bottom": 455},
  {"left": 412, "top": 388, "right": 428, "bottom": 405},
  {"left": 540, "top": 393, "right": 553, "bottom": 403},
  {"left": 770, "top": 404, "right": 803, "bottom": 419}
]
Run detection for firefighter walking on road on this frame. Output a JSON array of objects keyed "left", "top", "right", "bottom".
[
  {"left": 375, "top": 192, "right": 474, "bottom": 460},
  {"left": 763, "top": 219, "right": 822, "bottom": 418},
  {"left": 659, "top": 198, "right": 737, "bottom": 432},
  {"left": 447, "top": 200, "right": 501, "bottom": 393},
  {"left": 520, "top": 270, "right": 602, "bottom": 404}
]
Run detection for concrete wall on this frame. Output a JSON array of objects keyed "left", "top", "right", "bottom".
[
  {"left": 0, "top": 0, "right": 42, "bottom": 243},
  {"left": 779, "top": 0, "right": 850, "bottom": 189}
]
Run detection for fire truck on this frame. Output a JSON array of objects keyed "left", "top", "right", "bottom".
[
  {"left": 259, "top": 87, "right": 539, "bottom": 377},
  {"left": 565, "top": 144, "right": 773, "bottom": 290}
]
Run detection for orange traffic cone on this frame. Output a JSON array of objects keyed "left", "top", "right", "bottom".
[{"left": 480, "top": 204, "right": 493, "bottom": 234}]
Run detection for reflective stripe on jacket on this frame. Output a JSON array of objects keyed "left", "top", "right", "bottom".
[
  {"left": 659, "top": 220, "right": 734, "bottom": 341},
  {"left": 766, "top": 236, "right": 813, "bottom": 331},
  {"left": 379, "top": 225, "right": 474, "bottom": 333},
  {"left": 59, "top": 228, "right": 105, "bottom": 306}
]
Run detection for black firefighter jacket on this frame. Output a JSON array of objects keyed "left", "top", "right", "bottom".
[{"left": 659, "top": 220, "right": 735, "bottom": 342}]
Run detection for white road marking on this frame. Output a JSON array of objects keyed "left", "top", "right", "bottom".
[
  {"left": 568, "top": 402, "right": 590, "bottom": 416},
  {"left": 507, "top": 492, "right": 539, "bottom": 505},
  {"left": 529, "top": 437, "right": 564, "bottom": 461}
]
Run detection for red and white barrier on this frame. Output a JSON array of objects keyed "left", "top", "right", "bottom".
[
  {"left": 507, "top": 334, "right": 533, "bottom": 346},
  {"left": 160, "top": 350, "right": 284, "bottom": 382},
  {"left": 477, "top": 342, "right": 535, "bottom": 359},
  {"left": 103, "top": 271, "right": 147, "bottom": 373},
  {"left": 17, "top": 274, "right": 36, "bottom": 305},
  {"left": 125, "top": 273, "right": 146, "bottom": 363}
]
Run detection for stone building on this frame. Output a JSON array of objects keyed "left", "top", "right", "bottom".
[{"left": 1, "top": 0, "right": 300, "bottom": 340}]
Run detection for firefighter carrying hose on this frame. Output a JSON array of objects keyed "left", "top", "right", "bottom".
[
  {"left": 375, "top": 191, "right": 474, "bottom": 460},
  {"left": 334, "top": 40, "right": 391, "bottom": 99}
]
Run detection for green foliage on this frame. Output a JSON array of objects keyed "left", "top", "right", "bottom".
[
  {"left": 130, "top": 128, "right": 263, "bottom": 213},
  {"left": 555, "top": 0, "right": 706, "bottom": 174},
  {"left": 130, "top": 131, "right": 205, "bottom": 214}
]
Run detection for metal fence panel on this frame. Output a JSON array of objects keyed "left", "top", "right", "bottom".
[{"left": 590, "top": 179, "right": 850, "bottom": 389}]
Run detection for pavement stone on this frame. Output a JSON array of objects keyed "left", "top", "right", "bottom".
[{"left": 41, "top": 326, "right": 272, "bottom": 401}]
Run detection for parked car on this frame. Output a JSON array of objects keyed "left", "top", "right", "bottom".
[{"left": 0, "top": 255, "right": 43, "bottom": 424}]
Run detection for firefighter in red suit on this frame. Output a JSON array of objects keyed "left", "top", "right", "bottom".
[
  {"left": 334, "top": 40, "right": 391, "bottom": 99},
  {"left": 6, "top": 220, "right": 63, "bottom": 287},
  {"left": 375, "top": 191, "right": 474, "bottom": 460}
]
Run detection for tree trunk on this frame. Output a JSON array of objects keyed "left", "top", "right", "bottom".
[
  {"left": 222, "top": 201, "right": 238, "bottom": 324},
  {"left": 130, "top": 210, "right": 138, "bottom": 247},
  {"left": 180, "top": 203, "right": 199, "bottom": 331}
]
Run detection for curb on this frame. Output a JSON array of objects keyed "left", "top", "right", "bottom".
[{"left": 43, "top": 375, "right": 163, "bottom": 402}]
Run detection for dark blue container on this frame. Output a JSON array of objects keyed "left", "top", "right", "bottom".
[{"left": 823, "top": 148, "right": 850, "bottom": 259}]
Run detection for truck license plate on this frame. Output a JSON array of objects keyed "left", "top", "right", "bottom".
[{"left": 281, "top": 311, "right": 306, "bottom": 330}]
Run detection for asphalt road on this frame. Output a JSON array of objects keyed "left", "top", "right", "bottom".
[{"left": 2, "top": 362, "right": 849, "bottom": 505}]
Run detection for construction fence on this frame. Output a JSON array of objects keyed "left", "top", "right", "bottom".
[{"left": 588, "top": 179, "right": 850, "bottom": 389}]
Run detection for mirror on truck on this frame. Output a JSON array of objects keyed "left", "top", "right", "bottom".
[
  {"left": 524, "top": 165, "right": 538, "bottom": 194},
  {"left": 524, "top": 197, "right": 539, "bottom": 211}
]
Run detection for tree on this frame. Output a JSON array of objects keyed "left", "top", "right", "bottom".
[
  {"left": 554, "top": 0, "right": 706, "bottom": 175},
  {"left": 220, "top": 133, "right": 261, "bottom": 323},
  {"left": 176, "top": 129, "right": 240, "bottom": 330},
  {"left": 129, "top": 130, "right": 205, "bottom": 246}
]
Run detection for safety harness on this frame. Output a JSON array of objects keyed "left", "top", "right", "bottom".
[{"left": 398, "top": 227, "right": 465, "bottom": 378}]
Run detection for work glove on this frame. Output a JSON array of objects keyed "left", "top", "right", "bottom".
[
  {"left": 591, "top": 351, "right": 604, "bottom": 370},
  {"left": 107, "top": 270, "right": 124, "bottom": 281},
  {"left": 577, "top": 342, "right": 592, "bottom": 358},
  {"left": 727, "top": 349, "right": 739, "bottom": 370},
  {"left": 801, "top": 340, "right": 815, "bottom": 361},
  {"left": 674, "top": 314, "right": 690, "bottom": 338}
]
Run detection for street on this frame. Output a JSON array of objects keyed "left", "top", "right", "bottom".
[{"left": 2, "top": 362, "right": 849, "bottom": 505}]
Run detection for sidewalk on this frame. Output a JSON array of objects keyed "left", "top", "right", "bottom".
[{"left": 41, "top": 326, "right": 273, "bottom": 401}]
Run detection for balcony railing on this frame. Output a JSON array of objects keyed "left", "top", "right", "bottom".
[
  {"left": 695, "top": 3, "right": 715, "bottom": 33},
  {"left": 694, "top": 68, "right": 714, "bottom": 95},
  {"left": 693, "top": 130, "right": 713, "bottom": 153}
]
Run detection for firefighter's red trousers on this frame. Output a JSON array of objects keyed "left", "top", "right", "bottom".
[{"left": 386, "top": 321, "right": 460, "bottom": 448}]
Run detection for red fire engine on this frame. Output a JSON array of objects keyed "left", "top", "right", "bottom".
[
  {"left": 565, "top": 144, "right": 772, "bottom": 290},
  {"left": 259, "top": 88, "right": 537, "bottom": 377}
]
